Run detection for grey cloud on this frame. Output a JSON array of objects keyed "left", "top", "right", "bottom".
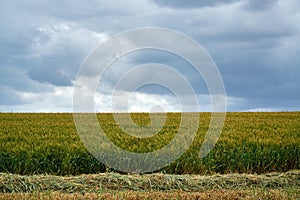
[
  {"left": 217, "top": 49, "right": 300, "bottom": 101},
  {"left": 0, "top": 0, "right": 299, "bottom": 111},
  {"left": 0, "top": 86, "right": 24, "bottom": 105},
  {"left": 4, "top": 0, "right": 153, "bottom": 23},
  {"left": 229, "top": 97, "right": 300, "bottom": 111},
  {"left": 240, "top": 0, "right": 279, "bottom": 11},
  {"left": 0, "top": 8, "right": 106, "bottom": 86},
  {"left": 95, "top": 48, "right": 208, "bottom": 96},
  {"left": 0, "top": 66, "right": 53, "bottom": 93},
  {"left": 28, "top": 64, "right": 73, "bottom": 86},
  {"left": 150, "top": 0, "right": 240, "bottom": 9}
]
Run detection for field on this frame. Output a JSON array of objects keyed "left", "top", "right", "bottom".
[{"left": 0, "top": 112, "right": 299, "bottom": 199}]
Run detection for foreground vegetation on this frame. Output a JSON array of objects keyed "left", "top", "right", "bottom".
[
  {"left": 1, "top": 190, "right": 297, "bottom": 200},
  {"left": 0, "top": 112, "right": 299, "bottom": 175},
  {"left": 0, "top": 170, "right": 299, "bottom": 199}
]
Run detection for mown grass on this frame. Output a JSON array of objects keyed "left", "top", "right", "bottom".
[
  {"left": 0, "top": 190, "right": 297, "bottom": 200},
  {"left": 0, "top": 170, "right": 299, "bottom": 199},
  {"left": 0, "top": 112, "right": 299, "bottom": 175}
]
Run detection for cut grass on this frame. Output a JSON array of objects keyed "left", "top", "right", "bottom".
[
  {"left": 0, "top": 171, "right": 299, "bottom": 198},
  {"left": 0, "top": 189, "right": 297, "bottom": 200}
]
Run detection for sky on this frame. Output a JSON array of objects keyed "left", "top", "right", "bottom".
[{"left": 0, "top": 0, "right": 299, "bottom": 112}]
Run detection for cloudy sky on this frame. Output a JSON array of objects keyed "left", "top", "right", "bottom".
[{"left": 0, "top": 0, "right": 299, "bottom": 112}]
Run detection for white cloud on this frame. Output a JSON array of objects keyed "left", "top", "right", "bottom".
[
  {"left": 0, "top": 86, "right": 73, "bottom": 112},
  {"left": 32, "top": 22, "right": 109, "bottom": 58},
  {"left": 244, "top": 107, "right": 279, "bottom": 112},
  {"left": 94, "top": 91, "right": 178, "bottom": 113}
]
